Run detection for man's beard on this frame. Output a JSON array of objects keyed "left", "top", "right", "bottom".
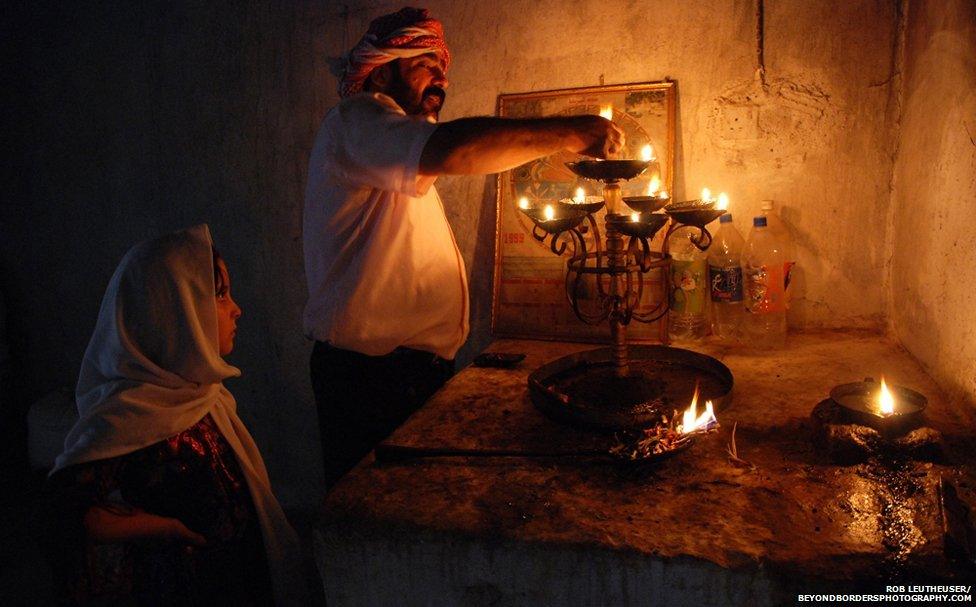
[{"left": 387, "top": 64, "right": 446, "bottom": 119}]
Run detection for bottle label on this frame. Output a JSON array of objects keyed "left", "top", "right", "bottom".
[
  {"left": 745, "top": 264, "right": 785, "bottom": 314},
  {"left": 671, "top": 259, "right": 706, "bottom": 314},
  {"left": 709, "top": 265, "right": 743, "bottom": 302}
]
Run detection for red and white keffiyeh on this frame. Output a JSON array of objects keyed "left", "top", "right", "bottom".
[{"left": 330, "top": 7, "right": 450, "bottom": 98}]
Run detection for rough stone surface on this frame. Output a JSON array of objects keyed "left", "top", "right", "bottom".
[
  {"left": 317, "top": 332, "right": 976, "bottom": 604},
  {"left": 889, "top": 0, "right": 976, "bottom": 412}
]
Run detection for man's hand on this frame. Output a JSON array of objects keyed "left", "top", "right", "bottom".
[
  {"left": 567, "top": 115, "right": 626, "bottom": 159},
  {"left": 420, "top": 114, "right": 628, "bottom": 177}
]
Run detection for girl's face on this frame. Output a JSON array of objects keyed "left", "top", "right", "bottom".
[{"left": 214, "top": 258, "right": 242, "bottom": 356}]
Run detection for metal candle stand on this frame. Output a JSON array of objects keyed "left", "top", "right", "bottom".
[{"left": 519, "top": 159, "right": 725, "bottom": 379}]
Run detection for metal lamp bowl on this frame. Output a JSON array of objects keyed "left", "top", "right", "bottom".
[
  {"left": 622, "top": 195, "right": 670, "bottom": 214},
  {"left": 558, "top": 196, "right": 605, "bottom": 214},
  {"left": 829, "top": 379, "right": 927, "bottom": 434},
  {"left": 665, "top": 201, "right": 726, "bottom": 228},
  {"left": 520, "top": 206, "right": 587, "bottom": 234},
  {"left": 606, "top": 212, "right": 669, "bottom": 239},
  {"left": 565, "top": 160, "right": 651, "bottom": 182}
]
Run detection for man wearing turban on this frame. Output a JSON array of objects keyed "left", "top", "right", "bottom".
[{"left": 305, "top": 7, "right": 624, "bottom": 488}]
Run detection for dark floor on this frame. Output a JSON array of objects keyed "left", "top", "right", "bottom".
[{"left": 0, "top": 467, "right": 326, "bottom": 606}]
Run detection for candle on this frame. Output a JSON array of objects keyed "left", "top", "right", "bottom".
[
  {"left": 631, "top": 212, "right": 640, "bottom": 222},
  {"left": 646, "top": 176, "right": 661, "bottom": 196},
  {"left": 599, "top": 105, "right": 613, "bottom": 121},
  {"left": 518, "top": 196, "right": 530, "bottom": 210},
  {"left": 544, "top": 204, "right": 555, "bottom": 221},
  {"left": 641, "top": 144, "right": 655, "bottom": 162},
  {"left": 573, "top": 187, "right": 586, "bottom": 203},
  {"left": 878, "top": 376, "right": 895, "bottom": 416},
  {"left": 659, "top": 189, "right": 669, "bottom": 199},
  {"left": 701, "top": 187, "right": 712, "bottom": 202},
  {"left": 716, "top": 192, "right": 729, "bottom": 211}
]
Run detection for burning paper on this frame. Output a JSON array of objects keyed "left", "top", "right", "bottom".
[{"left": 679, "top": 384, "right": 718, "bottom": 434}]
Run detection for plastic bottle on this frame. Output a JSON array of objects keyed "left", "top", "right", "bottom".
[
  {"left": 668, "top": 226, "right": 708, "bottom": 341},
  {"left": 743, "top": 216, "right": 787, "bottom": 347},
  {"left": 760, "top": 200, "right": 796, "bottom": 306},
  {"left": 707, "top": 213, "right": 745, "bottom": 341}
]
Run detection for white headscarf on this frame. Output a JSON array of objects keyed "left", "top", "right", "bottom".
[{"left": 53, "top": 224, "right": 306, "bottom": 605}]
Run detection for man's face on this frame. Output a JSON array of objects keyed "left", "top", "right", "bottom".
[{"left": 384, "top": 53, "right": 448, "bottom": 120}]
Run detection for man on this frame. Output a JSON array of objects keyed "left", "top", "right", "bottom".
[{"left": 305, "top": 7, "right": 624, "bottom": 488}]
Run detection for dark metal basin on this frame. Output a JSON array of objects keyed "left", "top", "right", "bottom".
[
  {"left": 528, "top": 346, "right": 734, "bottom": 431},
  {"left": 622, "top": 195, "right": 671, "bottom": 213},
  {"left": 519, "top": 206, "right": 587, "bottom": 234},
  {"left": 558, "top": 197, "right": 605, "bottom": 215},
  {"left": 565, "top": 160, "right": 651, "bottom": 182},
  {"left": 606, "top": 212, "right": 669, "bottom": 239}
]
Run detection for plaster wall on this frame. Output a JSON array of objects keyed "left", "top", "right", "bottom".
[
  {"left": 4, "top": 0, "right": 901, "bottom": 508},
  {"left": 889, "top": 0, "right": 976, "bottom": 407}
]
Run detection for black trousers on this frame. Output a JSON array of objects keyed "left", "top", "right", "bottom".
[{"left": 310, "top": 341, "right": 454, "bottom": 490}]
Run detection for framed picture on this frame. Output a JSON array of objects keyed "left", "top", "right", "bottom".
[{"left": 491, "top": 80, "right": 676, "bottom": 343}]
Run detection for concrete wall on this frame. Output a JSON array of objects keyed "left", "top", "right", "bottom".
[
  {"left": 4, "top": 0, "right": 905, "bottom": 508},
  {"left": 890, "top": 0, "right": 976, "bottom": 408}
]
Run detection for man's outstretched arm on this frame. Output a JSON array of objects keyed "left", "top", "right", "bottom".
[{"left": 419, "top": 115, "right": 624, "bottom": 176}]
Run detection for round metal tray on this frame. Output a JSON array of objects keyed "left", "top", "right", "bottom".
[{"left": 528, "top": 345, "right": 734, "bottom": 431}]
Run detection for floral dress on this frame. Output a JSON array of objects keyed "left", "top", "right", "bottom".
[{"left": 48, "top": 414, "right": 273, "bottom": 606}]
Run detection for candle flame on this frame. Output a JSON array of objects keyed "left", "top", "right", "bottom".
[
  {"left": 678, "top": 384, "right": 718, "bottom": 435},
  {"left": 518, "top": 196, "right": 530, "bottom": 210},
  {"left": 701, "top": 187, "right": 712, "bottom": 202},
  {"left": 631, "top": 212, "right": 640, "bottom": 222},
  {"left": 641, "top": 144, "right": 655, "bottom": 162},
  {"left": 717, "top": 192, "right": 729, "bottom": 211},
  {"left": 646, "top": 176, "right": 661, "bottom": 196},
  {"left": 544, "top": 204, "right": 555, "bottom": 221},
  {"left": 599, "top": 105, "right": 613, "bottom": 121},
  {"left": 574, "top": 187, "right": 586, "bottom": 203},
  {"left": 879, "top": 376, "right": 895, "bottom": 416},
  {"left": 659, "top": 190, "right": 669, "bottom": 199}
]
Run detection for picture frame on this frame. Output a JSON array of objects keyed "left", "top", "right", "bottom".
[{"left": 491, "top": 80, "right": 676, "bottom": 343}]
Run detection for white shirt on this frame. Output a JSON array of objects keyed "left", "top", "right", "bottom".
[{"left": 303, "top": 93, "right": 469, "bottom": 359}]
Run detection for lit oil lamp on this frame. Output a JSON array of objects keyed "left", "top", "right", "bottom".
[
  {"left": 622, "top": 174, "right": 670, "bottom": 214},
  {"left": 829, "top": 375, "right": 928, "bottom": 436}
]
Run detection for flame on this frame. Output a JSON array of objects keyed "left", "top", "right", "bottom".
[
  {"left": 599, "top": 105, "right": 613, "bottom": 121},
  {"left": 641, "top": 144, "right": 655, "bottom": 162},
  {"left": 701, "top": 187, "right": 712, "bottom": 202},
  {"left": 879, "top": 376, "right": 895, "bottom": 416},
  {"left": 716, "top": 192, "right": 729, "bottom": 211},
  {"left": 679, "top": 385, "right": 718, "bottom": 434},
  {"left": 544, "top": 204, "right": 555, "bottom": 221},
  {"left": 518, "top": 196, "right": 530, "bottom": 210},
  {"left": 574, "top": 187, "right": 586, "bottom": 203},
  {"left": 631, "top": 212, "right": 640, "bottom": 222},
  {"left": 646, "top": 175, "right": 661, "bottom": 196},
  {"left": 659, "top": 190, "right": 670, "bottom": 199}
]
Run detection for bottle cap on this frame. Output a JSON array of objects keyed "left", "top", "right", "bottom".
[
  {"left": 719, "top": 213, "right": 733, "bottom": 223},
  {"left": 753, "top": 216, "right": 768, "bottom": 227},
  {"left": 761, "top": 200, "right": 774, "bottom": 211}
]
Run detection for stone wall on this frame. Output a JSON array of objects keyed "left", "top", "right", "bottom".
[
  {"left": 889, "top": 0, "right": 976, "bottom": 408},
  {"left": 2, "top": 1, "right": 924, "bottom": 508}
]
